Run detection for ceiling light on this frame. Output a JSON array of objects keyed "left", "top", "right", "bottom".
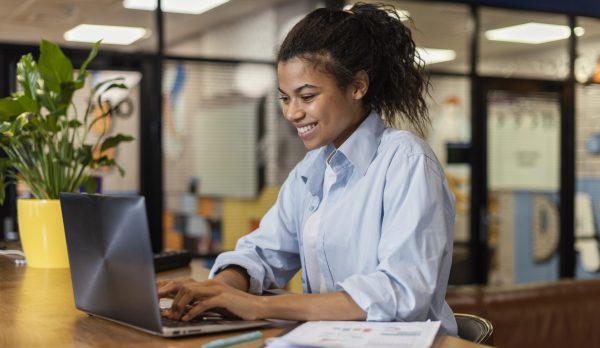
[
  {"left": 123, "top": 0, "right": 230, "bottom": 14},
  {"left": 485, "top": 22, "right": 585, "bottom": 44},
  {"left": 64, "top": 24, "right": 147, "bottom": 45},
  {"left": 343, "top": 5, "right": 410, "bottom": 21},
  {"left": 416, "top": 47, "right": 456, "bottom": 65},
  {"left": 574, "top": 27, "right": 586, "bottom": 37}
]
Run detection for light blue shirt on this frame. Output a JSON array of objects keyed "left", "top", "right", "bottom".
[{"left": 210, "top": 112, "right": 458, "bottom": 335}]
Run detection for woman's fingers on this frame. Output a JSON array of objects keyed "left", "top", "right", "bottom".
[
  {"left": 165, "top": 280, "right": 261, "bottom": 321},
  {"left": 157, "top": 281, "right": 179, "bottom": 297},
  {"left": 156, "top": 277, "right": 194, "bottom": 297},
  {"left": 170, "top": 288, "right": 195, "bottom": 319},
  {"left": 169, "top": 282, "right": 218, "bottom": 318},
  {"left": 168, "top": 282, "right": 227, "bottom": 319},
  {"left": 181, "top": 297, "right": 221, "bottom": 321}
]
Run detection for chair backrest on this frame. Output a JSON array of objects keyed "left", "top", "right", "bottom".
[{"left": 455, "top": 313, "right": 494, "bottom": 344}]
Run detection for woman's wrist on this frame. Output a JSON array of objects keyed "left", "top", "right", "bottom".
[
  {"left": 214, "top": 265, "right": 250, "bottom": 292},
  {"left": 255, "top": 295, "right": 271, "bottom": 320}
]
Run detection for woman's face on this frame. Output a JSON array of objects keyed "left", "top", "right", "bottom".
[{"left": 277, "top": 57, "right": 366, "bottom": 150}]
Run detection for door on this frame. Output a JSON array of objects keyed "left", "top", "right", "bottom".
[{"left": 471, "top": 77, "right": 572, "bottom": 285}]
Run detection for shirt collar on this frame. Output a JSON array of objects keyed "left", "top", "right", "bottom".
[
  {"left": 335, "top": 110, "right": 385, "bottom": 176},
  {"left": 300, "top": 111, "right": 385, "bottom": 195}
]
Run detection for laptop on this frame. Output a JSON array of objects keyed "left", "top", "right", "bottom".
[{"left": 59, "top": 192, "right": 271, "bottom": 337}]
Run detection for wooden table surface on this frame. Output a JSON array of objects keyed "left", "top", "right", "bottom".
[{"left": 0, "top": 254, "right": 489, "bottom": 347}]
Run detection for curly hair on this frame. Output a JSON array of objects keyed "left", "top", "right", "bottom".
[{"left": 277, "top": 2, "right": 430, "bottom": 137}]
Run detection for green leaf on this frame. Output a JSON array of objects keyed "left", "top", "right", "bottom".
[
  {"left": 37, "top": 91, "right": 57, "bottom": 112},
  {"left": 38, "top": 40, "right": 73, "bottom": 94},
  {"left": 100, "top": 133, "right": 134, "bottom": 152},
  {"left": 116, "top": 163, "right": 125, "bottom": 176},
  {"left": 44, "top": 114, "right": 60, "bottom": 132},
  {"left": 67, "top": 119, "right": 83, "bottom": 128},
  {"left": 73, "top": 79, "right": 85, "bottom": 90},
  {"left": 58, "top": 81, "right": 78, "bottom": 110},
  {"left": 102, "top": 83, "right": 128, "bottom": 92},
  {"left": 76, "top": 144, "right": 93, "bottom": 165},
  {"left": 0, "top": 171, "right": 5, "bottom": 204},
  {"left": 28, "top": 114, "right": 44, "bottom": 129},
  {"left": 77, "top": 41, "right": 101, "bottom": 82},
  {"left": 91, "top": 77, "right": 125, "bottom": 97},
  {"left": 16, "top": 54, "right": 39, "bottom": 102},
  {"left": 81, "top": 175, "right": 98, "bottom": 194},
  {"left": 16, "top": 95, "right": 38, "bottom": 113},
  {"left": 0, "top": 98, "right": 25, "bottom": 118},
  {"left": 7, "top": 113, "right": 29, "bottom": 135},
  {"left": 0, "top": 122, "right": 11, "bottom": 133}
]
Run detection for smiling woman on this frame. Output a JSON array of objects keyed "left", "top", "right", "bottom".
[
  {"left": 277, "top": 59, "right": 369, "bottom": 149},
  {"left": 158, "top": 2, "right": 458, "bottom": 336}
]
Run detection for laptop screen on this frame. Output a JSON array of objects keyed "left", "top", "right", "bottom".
[{"left": 60, "top": 193, "right": 163, "bottom": 333}]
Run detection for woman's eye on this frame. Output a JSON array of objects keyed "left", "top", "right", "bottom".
[
  {"left": 278, "top": 96, "right": 289, "bottom": 103},
  {"left": 301, "top": 95, "right": 315, "bottom": 101}
]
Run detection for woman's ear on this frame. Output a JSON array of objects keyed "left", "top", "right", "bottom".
[{"left": 351, "top": 70, "right": 369, "bottom": 100}]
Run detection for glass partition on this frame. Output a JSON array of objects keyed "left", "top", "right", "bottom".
[
  {"left": 426, "top": 76, "right": 472, "bottom": 284},
  {"left": 161, "top": 59, "right": 306, "bottom": 256},
  {"left": 480, "top": 8, "right": 569, "bottom": 80}
]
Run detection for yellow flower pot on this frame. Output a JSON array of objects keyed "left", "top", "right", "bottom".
[{"left": 17, "top": 199, "right": 70, "bottom": 268}]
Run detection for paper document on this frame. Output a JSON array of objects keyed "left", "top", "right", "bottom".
[{"left": 265, "top": 320, "right": 441, "bottom": 348}]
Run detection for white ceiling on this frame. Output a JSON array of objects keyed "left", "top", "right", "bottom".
[{"left": 0, "top": 0, "right": 290, "bottom": 52}]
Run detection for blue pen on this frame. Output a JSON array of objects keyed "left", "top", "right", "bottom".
[{"left": 201, "top": 330, "right": 263, "bottom": 348}]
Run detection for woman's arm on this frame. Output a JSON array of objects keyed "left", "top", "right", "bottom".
[
  {"left": 159, "top": 278, "right": 366, "bottom": 322},
  {"left": 213, "top": 266, "right": 250, "bottom": 292},
  {"left": 261, "top": 291, "right": 367, "bottom": 321},
  {"left": 208, "top": 166, "right": 307, "bottom": 295}
]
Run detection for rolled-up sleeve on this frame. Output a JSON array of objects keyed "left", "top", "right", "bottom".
[
  {"left": 209, "top": 168, "right": 303, "bottom": 294},
  {"left": 336, "top": 151, "right": 455, "bottom": 322}
]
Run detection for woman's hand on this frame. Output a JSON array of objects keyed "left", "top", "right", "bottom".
[
  {"left": 159, "top": 279, "right": 266, "bottom": 321},
  {"left": 156, "top": 277, "right": 195, "bottom": 298},
  {"left": 155, "top": 276, "right": 366, "bottom": 322}
]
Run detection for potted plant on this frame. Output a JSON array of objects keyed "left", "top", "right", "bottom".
[{"left": 0, "top": 40, "right": 133, "bottom": 268}]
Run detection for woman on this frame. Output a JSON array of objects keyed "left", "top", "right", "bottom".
[{"left": 158, "top": 2, "right": 457, "bottom": 335}]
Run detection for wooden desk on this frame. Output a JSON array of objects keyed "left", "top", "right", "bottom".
[{"left": 0, "top": 256, "right": 488, "bottom": 347}]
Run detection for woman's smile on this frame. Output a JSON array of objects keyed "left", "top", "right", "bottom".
[{"left": 297, "top": 122, "right": 318, "bottom": 139}]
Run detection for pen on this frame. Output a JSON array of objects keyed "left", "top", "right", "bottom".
[{"left": 201, "top": 330, "right": 263, "bottom": 348}]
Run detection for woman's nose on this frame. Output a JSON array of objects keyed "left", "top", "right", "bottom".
[{"left": 284, "top": 102, "right": 304, "bottom": 122}]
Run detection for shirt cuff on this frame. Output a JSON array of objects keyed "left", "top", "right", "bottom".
[
  {"left": 336, "top": 273, "right": 403, "bottom": 321},
  {"left": 209, "top": 251, "right": 265, "bottom": 294}
]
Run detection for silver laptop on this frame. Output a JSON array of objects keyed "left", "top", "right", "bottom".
[{"left": 59, "top": 192, "right": 271, "bottom": 337}]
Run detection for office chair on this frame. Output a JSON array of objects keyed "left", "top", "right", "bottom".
[{"left": 455, "top": 313, "right": 494, "bottom": 344}]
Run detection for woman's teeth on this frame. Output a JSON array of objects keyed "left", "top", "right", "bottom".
[{"left": 298, "top": 123, "right": 317, "bottom": 134}]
